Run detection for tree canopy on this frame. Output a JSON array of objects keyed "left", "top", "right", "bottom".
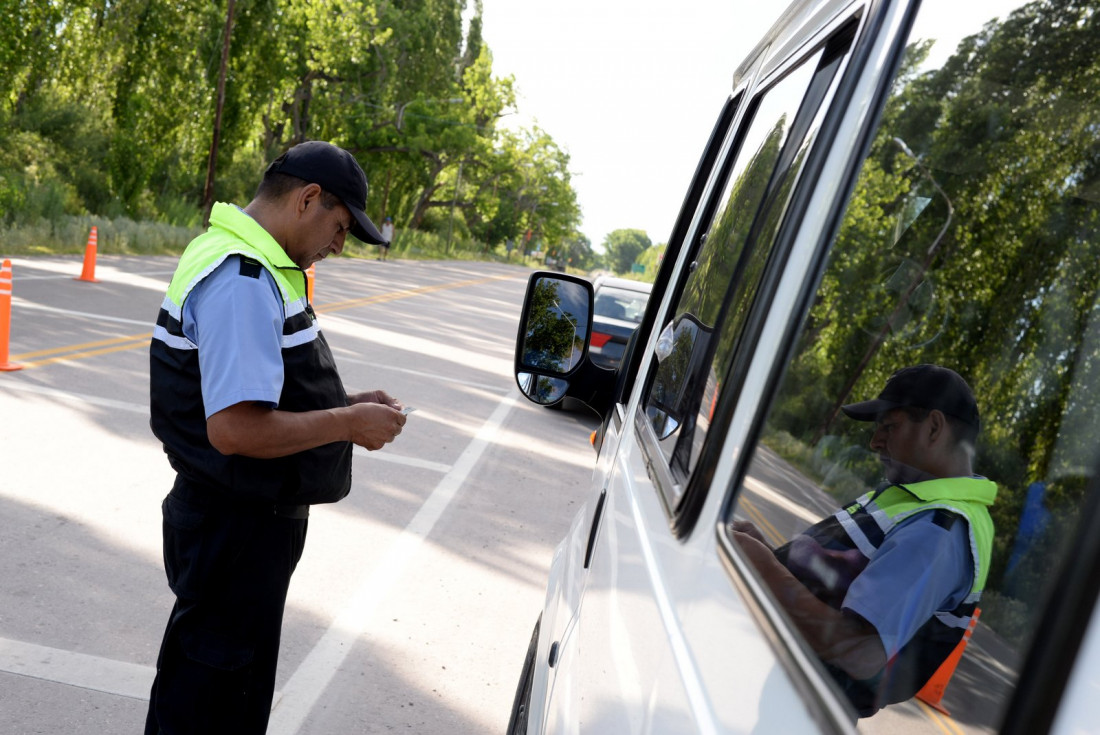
[
  {"left": 602, "top": 228, "right": 652, "bottom": 274},
  {"left": 762, "top": 0, "right": 1100, "bottom": 618},
  {"left": 0, "top": 0, "right": 583, "bottom": 255}
]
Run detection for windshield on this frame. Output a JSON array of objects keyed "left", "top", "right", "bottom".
[{"left": 594, "top": 286, "right": 649, "bottom": 324}]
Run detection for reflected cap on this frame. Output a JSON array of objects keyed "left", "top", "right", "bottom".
[
  {"left": 841, "top": 364, "right": 980, "bottom": 428},
  {"left": 265, "top": 140, "right": 388, "bottom": 245}
]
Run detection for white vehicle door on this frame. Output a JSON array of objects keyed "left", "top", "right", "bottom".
[
  {"left": 542, "top": 4, "right": 876, "bottom": 731},
  {"left": 538, "top": 0, "right": 1100, "bottom": 731},
  {"left": 709, "top": 0, "right": 1100, "bottom": 732}
]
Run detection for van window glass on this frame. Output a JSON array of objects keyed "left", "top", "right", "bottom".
[
  {"left": 643, "top": 53, "right": 823, "bottom": 482},
  {"left": 644, "top": 31, "right": 854, "bottom": 509},
  {"left": 723, "top": 0, "right": 1100, "bottom": 727}
]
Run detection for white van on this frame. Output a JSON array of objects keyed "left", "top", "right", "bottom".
[{"left": 508, "top": 0, "right": 1100, "bottom": 732}]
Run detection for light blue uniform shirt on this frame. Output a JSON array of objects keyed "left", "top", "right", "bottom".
[
  {"left": 843, "top": 512, "right": 973, "bottom": 659},
  {"left": 181, "top": 255, "right": 286, "bottom": 418}
]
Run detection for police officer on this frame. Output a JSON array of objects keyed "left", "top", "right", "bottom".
[
  {"left": 145, "top": 141, "right": 404, "bottom": 734},
  {"left": 731, "top": 364, "right": 996, "bottom": 716}
]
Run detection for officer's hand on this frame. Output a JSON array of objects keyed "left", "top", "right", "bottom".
[
  {"left": 346, "top": 402, "right": 406, "bottom": 450},
  {"left": 348, "top": 389, "right": 403, "bottom": 411},
  {"left": 729, "top": 519, "right": 769, "bottom": 547}
]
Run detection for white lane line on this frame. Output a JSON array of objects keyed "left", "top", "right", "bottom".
[
  {"left": 0, "top": 384, "right": 454, "bottom": 474},
  {"left": 10, "top": 271, "right": 175, "bottom": 282},
  {"left": 0, "top": 398, "right": 499, "bottom": 706},
  {"left": 336, "top": 354, "right": 508, "bottom": 394},
  {"left": 352, "top": 445, "right": 452, "bottom": 474},
  {"left": 0, "top": 637, "right": 153, "bottom": 700},
  {"left": 4, "top": 258, "right": 175, "bottom": 288},
  {"left": 267, "top": 392, "right": 518, "bottom": 735},
  {"left": 3, "top": 257, "right": 178, "bottom": 281},
  {"left": 11, "top": 298, "right": 154, "bottom": 326},
  {"left": 1, "top": 382, "right": 150, "bottom": 414},
  {"left": 743, "top": 475, "right": 822, "bottom": 526}
]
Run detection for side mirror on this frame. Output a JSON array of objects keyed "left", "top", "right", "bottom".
[
  {"left": 645, "top": 313, "right": 712, "bottom": 440},
  {"left": 514, "top": 273, "right": 593, "bottom": 406}
]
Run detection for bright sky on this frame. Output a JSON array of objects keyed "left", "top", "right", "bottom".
[
  {"left": 476, "top": 0, "right": 778, "bottom": 250},
  {"left": 475, "top": 0, "right": 1011, "bottom": 252}
]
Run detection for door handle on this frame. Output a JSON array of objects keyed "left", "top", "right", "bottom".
[{"left": 583, "top": 490, "right": 607, "bottom": 569}]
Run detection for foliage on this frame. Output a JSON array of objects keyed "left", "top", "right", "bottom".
[
  {"left": 761, "top": 0, "right": 1100, "bottom": 625},
  {"left": 0, "top": 0, "right": 583, "bottom": 259},
  {"left": 351, "top": 224, "right": 515, "bottom": 263},
  {"left": 632, "top": 243, "right": 666, "bottom": 282},
  {"left": 559, "top": 233, "right": 600, "bottom": 271},
  {"left": 523, "top": 279, "right": 585, "bottom": 372},
  {"left": 0, "top": 214, "right": 202, "bottom": 256},
  {"left": 602, "top": 228, "right": 652, "bottom": 275}
]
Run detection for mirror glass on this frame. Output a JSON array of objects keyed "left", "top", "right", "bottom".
[
  {"left": 646, "top": 316, "right": 703, "bottom": 440},
  {"left": 517, "top": 372, "right": 569, "bottom": 405},
  {"left": 519, "top": 277, "right": 590, "bottom": 375}
]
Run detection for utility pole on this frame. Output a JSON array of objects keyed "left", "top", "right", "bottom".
[
  {"left": 202, "top": 0, "right": 237, "bottom": 227},
  {"left": 445, "top": 161, "right": 464, "bottom": 254}
]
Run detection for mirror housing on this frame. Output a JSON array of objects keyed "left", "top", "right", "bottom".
[{"left": 514, "top": 272, "right": 616, "bottom": 413}]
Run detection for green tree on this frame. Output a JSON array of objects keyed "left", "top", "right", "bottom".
[
  {"left": 549, "top": 233, "right": 598, "bottom": 271},
  {"left": 602, "top": 228, "right": 651, "bottom": 275},
  {"left": 764, "top": 0, "right": 1100, "bottom": 606},
  {"left": 523, "top": 279, "right": 583, "bottom": 372},
  {"left": 0, "top": 0, "right": 584, "bottom": 251},
  {"left": 633, "top": 243, "right": 666, "bottom": 282}
]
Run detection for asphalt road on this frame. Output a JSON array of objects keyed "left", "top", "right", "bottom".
[{"left": 0, "top": 255, "right": 600, "bottom": 734}]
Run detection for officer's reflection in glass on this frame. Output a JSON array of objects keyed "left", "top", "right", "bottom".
[{"left": 730, "top": 365, "right": 996, "bottom": 716}]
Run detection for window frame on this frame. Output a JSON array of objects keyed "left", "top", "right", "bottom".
[
  {"left": 999, "top": 470, "right": 1100, "bottom": 734},
  {"left": 705, "top": 0, "right": 912, "bottom": 720},
  {"left": 600, "top": 94, "right": 747, "bottom": 444},
  {"left": 634, "top": 15, "right": 864, "bottom": 535}
]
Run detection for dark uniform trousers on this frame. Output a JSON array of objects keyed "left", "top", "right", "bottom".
[{"left": 145, "top": 481, "right": 308, "bottom": 735}]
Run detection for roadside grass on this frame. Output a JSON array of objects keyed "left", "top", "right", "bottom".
[
  {"left": 0, "top": 215, "right": 201, "bottom": 257},
  {"left": 1, "top": 215, "right": 545, "bottom": 269}
]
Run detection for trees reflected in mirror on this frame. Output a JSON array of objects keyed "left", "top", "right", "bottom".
[{"left": 520, "top": 278, "right": 589, "bottom": 375}]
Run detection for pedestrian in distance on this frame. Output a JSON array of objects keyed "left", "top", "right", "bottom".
[
  {"left": 379, "top": 216, "right": 394, "bottom": 260},
  {"left": 145, "top": 140, "right": 406, "bottom": 734}
]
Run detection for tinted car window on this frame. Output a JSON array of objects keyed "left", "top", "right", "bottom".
[{"left": 724, "top": 0, "right": 1100, "bottom": 727}]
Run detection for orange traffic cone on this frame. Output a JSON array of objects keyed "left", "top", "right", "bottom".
[
  {"left": 75, "top": 226, "right": 100, "bottom": 282},
  {"left": 0, "top": 259, "right": 25, "bottom": 371},
  {"left": 916, "top": 607, "right": 981, "bottom": 714},
  {"left": 306, "top": 264, "right": 315, "bottom": 303}
]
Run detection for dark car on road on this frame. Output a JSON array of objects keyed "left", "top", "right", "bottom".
[{"left": 589, "top": 276, "right": 652, "bottom": 370}]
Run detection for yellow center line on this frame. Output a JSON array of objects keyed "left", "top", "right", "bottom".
[
  {"left": 13, "top": 332, "right": 153, "bottom": 360},
  {"left": 740, "top": 497, "right": 785, "bottom": 546},
  {"left": 915, "top": 697, "right": 965, "bottom": 735},
  {"left": 8, "top": 273, "right": 521, "bottom": 370},
  {"left": 20, "top": 336, "right": 153, "bottom": 369}
]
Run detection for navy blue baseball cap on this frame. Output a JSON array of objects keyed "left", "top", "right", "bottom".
[
  {"left": 266, "top": 141, "right": 388, "bottom": 245},
  {"left": 842, "top": 364, "right": 980, "bottom": 428}
]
